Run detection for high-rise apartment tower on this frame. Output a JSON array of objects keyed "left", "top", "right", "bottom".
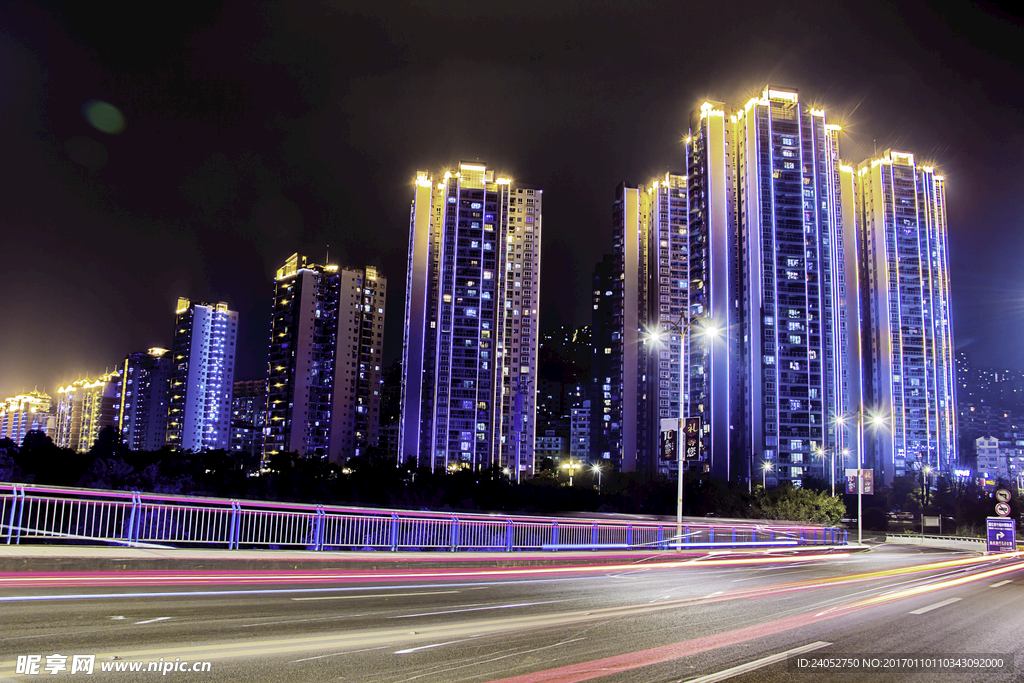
[
  {"left": 400, "top": 162, "right": 541, "bottom": 477},
  {"left": 166, "top": 299, "right": 237, "bottom": 451}
]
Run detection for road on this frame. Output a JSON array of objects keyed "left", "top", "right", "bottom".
[{"left": 1, "top": 545, "right": 1021, "bottom": 682}]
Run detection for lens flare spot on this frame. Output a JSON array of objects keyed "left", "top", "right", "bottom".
[{"left": 83, "top": 100, "right": 125, "bottom": 134}]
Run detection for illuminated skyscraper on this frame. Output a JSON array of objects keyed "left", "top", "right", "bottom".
[
  {"left": 400, "top": 162, "right": 541, "bottom": 476},
  {"left": 264, "top": 254, "right": 386, "bottom": 463},
  {"left": 853, "top": 150, "right": 956, "bottom": 486},
  {"left": 720, "top": 87, "right": 848, "bottom": 487},
  {"left": 115, "top": 348, "right": 172, "bottom": 451},
  {"left": 166, "top": 299, "right": 237, "bottom": 451}
]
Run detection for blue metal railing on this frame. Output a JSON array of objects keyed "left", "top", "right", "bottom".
[{"left": 0, "top": 482, "right": 848, "bottom": 551}]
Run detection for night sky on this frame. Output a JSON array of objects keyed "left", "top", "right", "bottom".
[{"left": 2, "top": 1, "right": 1023, "bottom": 399}]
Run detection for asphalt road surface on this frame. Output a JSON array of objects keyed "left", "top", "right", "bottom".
[{"left": 1, "top": 545, "right": 1021, "bottom": 682}]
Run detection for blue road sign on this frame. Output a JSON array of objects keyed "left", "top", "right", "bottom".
[{"left": 986, "top": 517, "right": 1017, "bottom": 554}]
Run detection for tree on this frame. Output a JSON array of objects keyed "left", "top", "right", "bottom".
[{"left": 753, "top": 482, "right": 846, "bottom": 525}]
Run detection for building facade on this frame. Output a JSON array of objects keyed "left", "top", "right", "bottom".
[
  {"left": 230, "top": 378, "right": 266, "bottom": 458},
  {"left": 263, "top": 255, "right": 385, "bottom": 464},
  {"left": 854, "top": 150, "right": 956, "bottom": 486},
  {"left": 115, "top": 348, "right": 172, "bottom": 451},
  {"left": 166, "top": 299, "right": 238, "bottom": 452},
  {"left": 0, "top": 391, "right": 56, "bottom": 445},
  {"left": 400, "top": 162, "right": 541, "bottom": 477},
  {"left": 723, "top": 88, "right": 848, "bottom": 487},
  {"left": 55, "top": 373, "right": 121, "bottom": 452}
]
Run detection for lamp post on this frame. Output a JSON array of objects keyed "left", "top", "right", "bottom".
[
  {"left": 814, "top": 446, "right": 837, "bottom": 497},
  {"left": 761, "top": 460, "right": 773, "bottom": 488},
  {"left": 561, "top": 460, "right": 581, "bottom": 487},
  {"left": 834, "top": 407, "right": 888, "bottom": 545},
  {"left": 591, "top": 463, "right": 603, "bottom": 493},
  {"left": 644, "top": 313, "right": 713, "bottom": 551},
  {"left": 921, "top": 464, "right": 933, "bottom": 509}
]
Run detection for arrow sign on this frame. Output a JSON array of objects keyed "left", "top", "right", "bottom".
[
  {"left": 987, "top": 517, "right": 1016, "bottom": 553},
  {"left": 996, "top": 489, "right": 1012, "bottom": 503}
]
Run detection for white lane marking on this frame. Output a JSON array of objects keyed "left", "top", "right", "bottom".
[
  {"left": 241, "top": 614, "right": 369, "bottom": 628},
  {"left": 683, "top": 641, "right": 832, "bottom": 682},
  {"left": 134, "top": 617, "right": 172, "bottom": 625},
  {"left": 990, "top": 580, "right": 1012, "bottom": 588},
  {"left": 403, "top": 638, "right": 587, "bottom": 681},
  {"left": 109, "top": 616, "right": 126, "bottom": 620},
  {"left": 292, "top": 590, "right": 459, "bottom": 601},
  {"left": 392, "top": 599, "right": 567, "bottom": 619},
  {"left": 291, "top": 646, "right": 388, "bottom": 663},
  {"left": 732, "top": 570, "right": 807, "bottom": 582},
  {"left": 909, "top": 597, "right": 962, "bottom": 615},
  {"left": 395, "top": 638, "right": 476, "bottom": 654}
]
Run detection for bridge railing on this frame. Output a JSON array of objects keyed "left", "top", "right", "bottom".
[{"left": 1, "top": 482, "right": 848, "bottom": 551}]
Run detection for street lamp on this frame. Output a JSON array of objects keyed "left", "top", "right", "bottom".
[
  {"left": 644, "top": 313, "right": 713, "bottom": 551},
  {"left": 561, "top": 460, "right": 581, "bottom": 487},
  {"left": 761, "top": 460, "right": 773, "bottom": 488},
  {"left": 834, "top": 407, "right": 889, "bottom": 545},
  {"left": 591, "top": 463, "right": 603, "bottom": 493},
  {"left": 814, "top": 446, "right": 838, "bottom": 497}
]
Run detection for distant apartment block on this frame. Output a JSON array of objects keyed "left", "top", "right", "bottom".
[
  {"left": 0, "top": 391, "right": 56, "bottom": 445},
  {"left": 230, "top": 378, "right": 266, "bottom": 458},
  {"left": 166, "top": 299, "right": 238, "bottom": 451},
  {"left": 264, "top": 254, "right": 385, "bottom": 463},
  {"left": 55, "top": 373, "right": 120, "bottom": 452},
  {"left": 115, "top": 348, "right": 172, "bottom": 451},
  {"left": 570, "top": 400, "right": 590, "bottom": 461}
]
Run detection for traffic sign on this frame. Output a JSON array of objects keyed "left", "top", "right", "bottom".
[
  {"left": 996, "top": 489, "right": 1012, "bottom": 503},
  {"left": 995, "top": 502, "right": 1011, "bottom": 517},
  {"left": 987, "top": 517, "right": 1016, "bottom": 553}
]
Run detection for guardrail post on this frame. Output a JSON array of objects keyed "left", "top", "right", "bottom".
[
  {"left": 657, "top": 525, "right": 664, "bottom": 550},
  {"left": 6, "top": 485, "right": 24, "bottom": 545},
  {"left": 389, "top": 513, "right": 400, "bottom": 551},
  {"left": 450, "top": 516, "right": 460, "bottom": 552},
  {"left": 227, "top": 502, "right": 241, "bottom": 550},
  {"left": 731, "top": 527, "right": 737, "bottom": 544},
  {"left": 591, "top": 522, "right": 599, "bottom": 546},
  {"left": 799, "top": 529, "right": 805, "bottom": 545},
  {"left": 125, "top": 492, "right": 140, "bottom": 545},
  {"left": 314, "top": 506, "right": 325, "bottom": 551},
  {"left": 13, "top": 486, "right": 25, "bottom": 545},
  {"left": 708, "top": 526, "right": 714, "bottom": 544},
  {"left": 551, "top": 521, "right": 559, "bottom": 547},
  {"left": 626, "top": 524, "right": 632, "bottom": 548},
  {"left": 505, "top": 519, "right": 513, "bottom": 551}
]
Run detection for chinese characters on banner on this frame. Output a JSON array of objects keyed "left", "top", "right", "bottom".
[{"left": 844, "top": 468, "right": 874, "bottom": 494}]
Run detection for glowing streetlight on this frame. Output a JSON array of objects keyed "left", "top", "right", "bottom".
[
  {"left": 591, "top": 463, "right": 603, "bottom": 493},
  {"left": 643, "top": 313, "right": 715, "bottom": 551},
  {"left": 761, "top": 460, "right": 773, "bottom": 488},
  {"left": 814, "top": 446, "right": 838, "bottom": 497},
  {"left": 834, "top": 406, "right": 889, "bottom": 544},
  {"left": 561, "top": 460, "right": 582, "bottom": 487}
]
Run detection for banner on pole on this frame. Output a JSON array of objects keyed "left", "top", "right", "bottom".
[{"left": 845, "top": 468, "right": 874, "bottom": 495}]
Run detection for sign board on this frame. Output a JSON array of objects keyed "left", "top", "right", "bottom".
[
  {"left": 995, "top": 502, "right": 1011, "bottom": 517},
  {"left": 996, "top": 489, "right": 1012, "bottom": 503},
  {"left": 659, "top": 426, "right": 677, "bottom": 462},
  {"left": 845, "top": 468, "right": 874, "bottom": 495},
  {"left": 986, "top": 517, "right": 1017, "bottom": 553},
  {"left": 684, "top": 417, "right": 702, "bottom": 460}
]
